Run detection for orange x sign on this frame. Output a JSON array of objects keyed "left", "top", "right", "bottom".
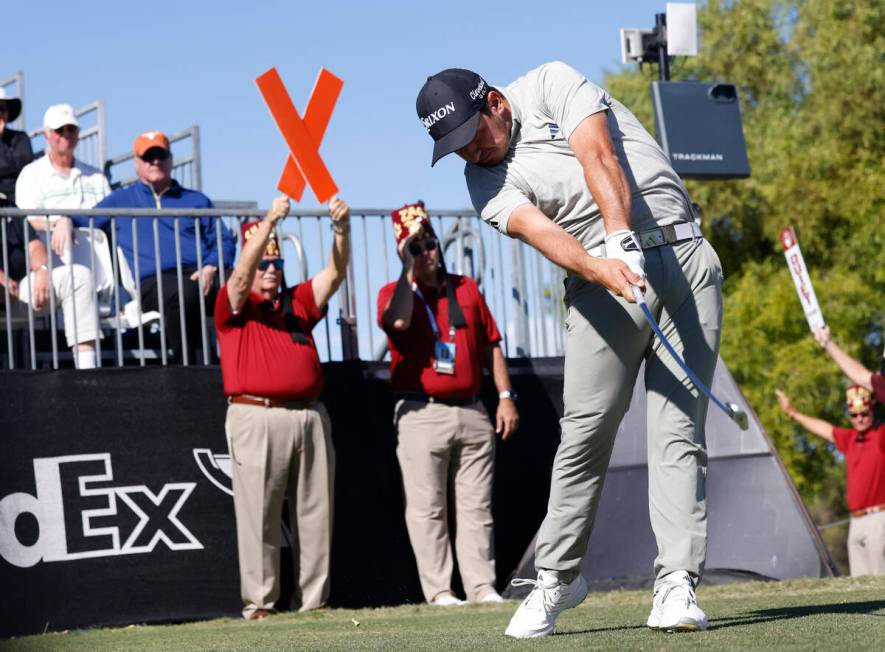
[{"left": 256, "top": 67, "right": 343, "bottom": 204}]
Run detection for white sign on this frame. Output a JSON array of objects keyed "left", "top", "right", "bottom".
[
  {"left": 667, "top": 3, "right": 698, "bottom": 56},
  {"left": 780, "top": 226, "right": 825, "bottom": 333}
]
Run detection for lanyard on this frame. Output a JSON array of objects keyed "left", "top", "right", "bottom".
[{"left": 413, "top": 283, "right": 455, "bottom": 341}]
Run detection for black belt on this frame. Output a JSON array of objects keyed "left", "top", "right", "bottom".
[{"left": 396, "top": 392, "right": 477, "bottom": 407}]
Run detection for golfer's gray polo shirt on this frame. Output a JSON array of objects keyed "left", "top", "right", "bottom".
[{"left": 466, "top": 61, "right": 692, "bottom": 251}]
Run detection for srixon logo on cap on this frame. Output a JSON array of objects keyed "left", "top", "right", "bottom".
[{"left": 421, "top": 102, "right": 456, "bottom": 131}]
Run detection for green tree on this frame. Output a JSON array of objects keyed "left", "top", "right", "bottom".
[{"left": 602, "top": 0, "right": 884, "bottom": 565}]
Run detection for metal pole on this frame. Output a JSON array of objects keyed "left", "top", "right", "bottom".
[
  {"left": 360, "top": 215, "right": 373, "bottom": 355},
  {"left": 194, "top": 218, "right": 209, "bottom": 365},
  {"left": 22, "top": 220, "right": 36, "bottom": 369},
  {"left": 131, "top": 221, "right": 145, "bottom": 366},
  {"left": 656, "top": 12, "right": 670, "bottom": 82},
  {"left": 173, "top": 218, "right": 188, "bottom": 365},
  {"left": 1, "top": 219, "right": 13, "bottom": 368},
  {"left": 495, "top": 231, "right": 509, "bottom": 357},
  {"left": 88, "top": 220, "right": 102, "bottom": 367},
  {"left": 43, "top": 228, "right": 58, "bottom": 369},
  {"left": 510, "top": 239, "right": 530, "bottom": 357},
  {"left": 192, "top": 126, "right": 202, "bottom": 192},
  {"left": 153, "top": 218, "right": 167, "bottom": 365},
  {"left": 110, "top": 219, "right": 124, "bottom": 366},
  {"left": 316, "top": 217, "right": 332, "bottom": 361}
]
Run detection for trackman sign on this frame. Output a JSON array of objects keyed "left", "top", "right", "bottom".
[{"left": 0, "top": 453, "right": 201, "bottom": 569}]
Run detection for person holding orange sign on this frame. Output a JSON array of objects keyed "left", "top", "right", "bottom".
[{"left": 215, "top": 194, "right": 351, "bottom": 619}]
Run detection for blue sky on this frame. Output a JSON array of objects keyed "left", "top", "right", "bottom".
[{"left": 6, "top": 0, "right": 669, "bottom": 210}]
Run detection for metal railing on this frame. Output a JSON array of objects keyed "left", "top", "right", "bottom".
[
  {"left": 105, "top": 126, "right": 202, "bottom": 191},
  {"left": 28, "top": 100, "right": 107, "bottom": 171},
  {"left": 0, "top": 72, "right": 25, "bottom": 131},
  {"left": 0, "top": 208, "right": 566, "bottom": 370}
]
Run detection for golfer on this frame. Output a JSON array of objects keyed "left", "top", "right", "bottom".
[{"left": 416, "top": 62, "right": 723, "bottom": 637}]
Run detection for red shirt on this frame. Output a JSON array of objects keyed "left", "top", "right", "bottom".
[
  {"left": 215, "top": 280, "right": 326, "bottom": 401},
  {"left": 377, "top": 274, "right": 501, "bottom": 398},
  {"left": 832, "top": 423, "right": 885, "bottom": 512},
  {"left": 872, "top": 372, "right": 885, "bottom": 404}
]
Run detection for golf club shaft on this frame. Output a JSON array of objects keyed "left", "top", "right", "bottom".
[{"left": 631, "top": 287, "right": 735, "bottom": 420}]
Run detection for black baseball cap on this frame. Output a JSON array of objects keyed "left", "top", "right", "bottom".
[{"left": 416, "top": 68, "right": 489, "bottom": 166}]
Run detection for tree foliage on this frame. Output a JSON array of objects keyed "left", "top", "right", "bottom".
[{"left": 602, "top": 0, "right": 884, "bottom": 533}]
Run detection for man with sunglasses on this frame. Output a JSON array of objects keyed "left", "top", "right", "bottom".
[
  {"left": 71, "top": 130, "right": 236, "bottom": 363},
  {"left": 815, "top": 325, "right": 885, "bottom": 404},
  {"left": 378, "top": 201, "right": 519, "bottom": 607},
  {"left": 776, "top": 386, "right": 885, "bottom": 576},
  {"left": 13, "top": 103, "right": 110, "bottom": 368},
  {"left": 215, "top": 194, "right": 350, "bottom": 619},
  {"left": 417, "top": 63, "right": 722, "bottom": 636}
]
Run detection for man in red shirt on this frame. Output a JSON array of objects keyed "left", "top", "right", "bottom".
[
  {"left": 378, "top": 201, "right": 519, "bottom": 606},
  {"left": 776, "top": 385, "right": 885, "bottom": 576},
  {"left": 815, "top": 326, "right": 885, "bottom": 403},
  {"left": 215, "top": 194, "right": 351, "bottom": 619}
]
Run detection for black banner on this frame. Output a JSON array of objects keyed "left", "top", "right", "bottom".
[{"left": 0, "top": 360, "right": 562, "bottom": 637}]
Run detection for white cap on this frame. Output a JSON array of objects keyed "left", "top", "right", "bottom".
[{"left": 43, "top": 104, "right": 79, "bottom": 130}]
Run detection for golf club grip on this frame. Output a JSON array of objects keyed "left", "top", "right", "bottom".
[{"left": 637, "top": 301, "right": 732, "bottom": 418}]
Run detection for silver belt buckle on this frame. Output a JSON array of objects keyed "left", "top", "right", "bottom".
[{"left": 639, "top": 228, "right": 666, "bottom": 248}]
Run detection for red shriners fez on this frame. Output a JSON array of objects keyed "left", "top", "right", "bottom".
[
  {"left": 846, "top": 385, "right": 873, "bottom": 410},
  {"left": 241, "top": 221, "right": 282, "bottom": 257},
  {"left": 391, "top": 201, "right": 436, "bottom": 247},
  {"left": 133, "top": 130, "right": 171, "bottom": 156}
]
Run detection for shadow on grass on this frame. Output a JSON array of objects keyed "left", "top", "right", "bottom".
[
  {"left": 709, "top": 600, "right": 885, "bottom": 630},
  {"left": 554, "top": 624, "right": 648, "bottom": 636}
]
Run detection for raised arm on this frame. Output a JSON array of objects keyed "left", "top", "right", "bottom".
[
  {"left": 775, "top": 389, "right": 836, "bottom": 443},
  {"left": 815, "top": 326, "right": 874, "bottom": 391},
  {"left": 507, "top": 203, "right": 642, "bottom": 302},
  {"left": 311, "top": 197, "right": 351, "bottom": 311},
  {"left": 226, "top": 196, "right": 289, "bottom": 313},
  {"left": 380, "top": 234, "right": 419, "bottom": 331}
]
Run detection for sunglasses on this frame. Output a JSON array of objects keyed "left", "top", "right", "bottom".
[
  {"left": 408, "top": 238, "right": 438, "bottom": 256},
  {"left": 140, "top": 149, "right": 171, "bottom": 163},
  {"left": 53, "top": 125, "right": 79, "bottom": 136},
  {"left": 848, "top": 410, "right": 871, "bottom": 418},
  {"left": 257, "top": 259, "right": 284, "bottom": 272}
]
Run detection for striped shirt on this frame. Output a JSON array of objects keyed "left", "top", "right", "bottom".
[{"left": 15, "top": 153, "right": 110, "bottom": 222}]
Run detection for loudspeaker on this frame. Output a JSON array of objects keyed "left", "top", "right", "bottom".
[{"left": 651, "top": 81, "right": 751, "bottom": 179}]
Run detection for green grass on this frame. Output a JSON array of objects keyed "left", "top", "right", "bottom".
[{"left": 6, "top": 576, "right": 885, "bottom": 651}]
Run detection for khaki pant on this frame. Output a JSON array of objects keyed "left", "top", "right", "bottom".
[
  {"left": 225, "top": 401, "right": 335, "bottom": 617},
  {"left": 535, "top": 238, "right": 723, "bottom": 585},
  {"left": 17, "top": 264, "right": 100, "bottom": 347},
  {"left": 848, "top": 510, "right": 885, "bottom": 576},
  {"left": 395, "top": 399, "right": 497, "bottom": 602}
]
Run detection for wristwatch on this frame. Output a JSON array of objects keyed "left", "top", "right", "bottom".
[{"left": 498, "top": 390, "right": 517, "bottom": 401}]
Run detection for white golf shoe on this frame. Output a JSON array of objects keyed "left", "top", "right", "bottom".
[
  {"left": 646, "top": 570, "right": 708, "bottom": 631},
  {"left": 504, "top": 570, "right": 589, "bottom": 639}
]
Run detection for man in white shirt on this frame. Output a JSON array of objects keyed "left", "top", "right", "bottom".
[
  {"left": 417, "top": 63, "right": 721, "bottom": 638},
  {"left": 14, "top": 104, "right": 110, "bottom": 368}
]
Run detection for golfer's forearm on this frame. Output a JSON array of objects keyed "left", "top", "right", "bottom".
[
  {"left": 509, "top": 206, "right": 599, "bottom": 282},
  {"left": 583, "top": 156, "right": 631, "bottom": 233},
  {"left": 824, "top": 341, "right": 873, "bottom": 390}
]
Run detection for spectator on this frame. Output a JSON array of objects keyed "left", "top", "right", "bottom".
[
  {"left": 73, "top": 130, "right": 235, "bottom": 362},
  {"left": 14, "top": 103, "right": 107, "bottom": 368},
  {"left": 215, "top": 195, "right": 351, "bottom": 619},
  {"left": 0, "top": 88, "right": 33, "bottom": 207},
  {"left": 815, "top": 325, "right": 885, "bottom": 403},
  {"left": 776, "top": 386, "right": 884, "bottom": 576},
  {"left": 378, "top": 201, "right": 518, "bottom": 606}
]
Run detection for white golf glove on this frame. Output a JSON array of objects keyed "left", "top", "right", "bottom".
[{"left": 604, "top": 229, "right": 646, "bottom": 279}]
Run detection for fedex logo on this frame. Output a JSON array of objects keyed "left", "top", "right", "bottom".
[{"left": 0, "top": 454, "right": 201, "bottom": 569}]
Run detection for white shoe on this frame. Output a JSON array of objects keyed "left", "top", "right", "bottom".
[
  {"left": 432, "top": 593, "right": 466, "bottom": 606},
  {"left": 477, "top": 591, "right": 505, "bottom": 603},
  {"left": 504, "top": 570, "right": 589, "bottom": 639},
  {"left": 646, "top": 570, "right": 708, "bottom": 631}
]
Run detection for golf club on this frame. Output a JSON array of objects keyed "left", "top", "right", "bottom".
[{"left": 631, "top": 286, "right": 749, "bottom": 430}]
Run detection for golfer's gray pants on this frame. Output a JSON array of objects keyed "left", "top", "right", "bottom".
[{"left": 535, "top": 238, "right": 723, "bottom": 583}]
